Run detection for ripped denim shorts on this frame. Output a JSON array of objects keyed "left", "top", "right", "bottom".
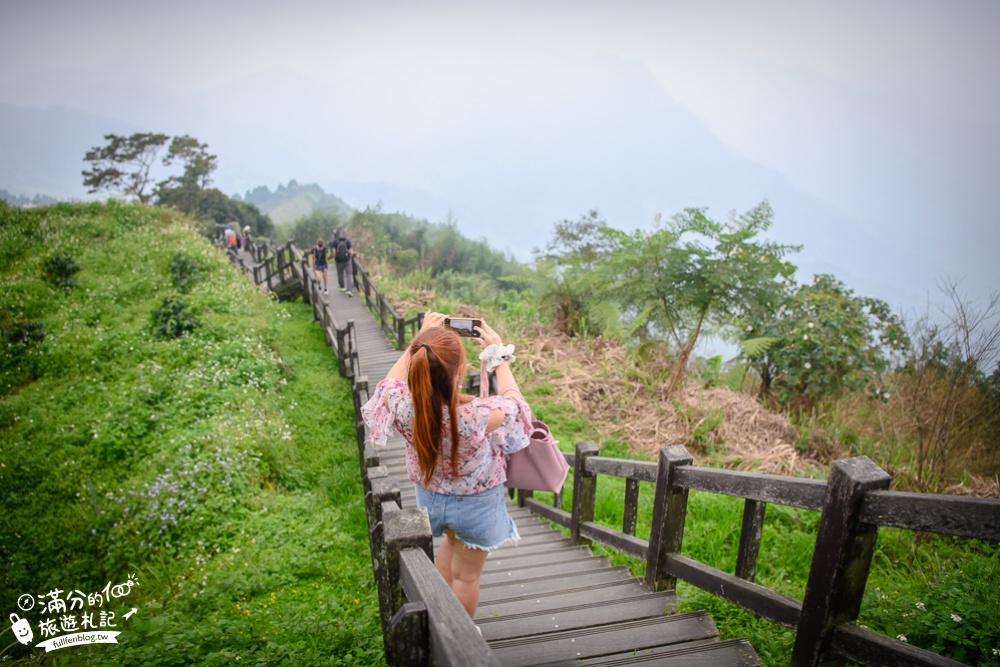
[{"left": 414, "top": 483, "right": 520, "bottom": 551}]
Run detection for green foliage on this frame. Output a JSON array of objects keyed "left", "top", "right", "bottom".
[
  {"left": 0, "top": 319, "right": 46, "bottom": 386},
  {"left": 743, "top": 273, "right": 909, "bottom": 411},
  {"left": 604, "top": 201, "right": 799, "bottom": 394},
  {"left": 0, "top": 202, "right": 383, "bottom": 665},
  {"left": 692, "top": 354, "right": 724, "bottom": 388},
  {"left": 82, "top": 132, "right": 170, "bottom": 204},
  {"left": 530, "top": 209, "right": 618, "bottom": 337},
  {"left": 187, "top": 188, "right": 273, "bottom": 238},
  {"left": 42, "top": 253, "right": 81, "bottom": 289},
  {"left": 168, "top": 253, "right": 200, "bottom": 293},
  {"left": 350, "top": 207, "right": 519, "bottom": 281},
  {"left": 279, "top": 207, "right": 347, "bottom": 249},
  {"left": 81, "top": 133, "right": 271, "bottom": 239},
  {"left": 858, "top": 534, "right": 1000, "bottom": 666},
  {"left": 150, "top": 296, "right": 200, "bottom": 339}
]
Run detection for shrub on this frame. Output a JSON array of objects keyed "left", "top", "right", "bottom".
[
  {"left": 151, "top": 296, "right": 200, "bottom": 339},
  {"left": 43, "top": 252, "right": 81, "bottom": 289},
  {"left": 169, "top": 252, "right": 201, "bottom": 293}
]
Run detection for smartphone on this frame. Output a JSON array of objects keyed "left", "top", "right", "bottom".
[{"left": 444, "top": 317, "right": 481, "bottom": 337}]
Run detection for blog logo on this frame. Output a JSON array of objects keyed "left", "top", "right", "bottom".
[{"left": 9, "top": 613, "right": 33, "bottom": 645}]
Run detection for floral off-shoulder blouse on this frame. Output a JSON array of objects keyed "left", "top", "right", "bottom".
[{"left": 361, "top": 377, "right": 532, "bottom": 495}]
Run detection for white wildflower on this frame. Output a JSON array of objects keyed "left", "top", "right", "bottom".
[
  {"left": 804, "top": 362, "right": 812, "bottom": 369},
  {"left": 951, "top": 614, "right": 962, "bottom": 623},
  {"left": 897, "top": 634, "right": 907, "bottom": 642},
  {"left": 915, "top": 601, "right": 925, "bottom": 610}
]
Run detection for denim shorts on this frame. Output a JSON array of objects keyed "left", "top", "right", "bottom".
[{"left": 414, "top": 483, "right": 520, "bottom": 551}]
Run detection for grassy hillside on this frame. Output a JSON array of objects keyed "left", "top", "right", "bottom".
[{"left": 0, "top": 201, "right": 383, "bottom": 665}]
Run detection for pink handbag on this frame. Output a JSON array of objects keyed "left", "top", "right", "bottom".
[
  {"left": 480, "top": 362, "right": 570, "bottom": 493},
  {"left": 504, "top": 420, "right": 570, "bottom": 493}
]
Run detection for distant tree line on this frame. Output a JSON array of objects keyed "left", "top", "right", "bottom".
[
  {"left": 278, "top": 205, "right": 520, "bottom": 282},
  {"left": 81, "top": 132, "right": 273, "bottom": 237},
  {"left": 0, "top": 188, "right": 58, "bottom": 208}
]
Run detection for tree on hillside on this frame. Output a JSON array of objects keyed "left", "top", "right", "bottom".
[
  {"left": 605, "top": 201, "right": 799, "bottom": 395},
  {"left": 283, "top": 209, "right": 346, "bottom": 249},
  {"left": 192, "top": 188, "right": 273, "bottom": 238},
  {"left": 155, "top": 136, "right": 219, "bottom": 215},
  {"left": 82, "top": 132, "right": 169, "bottom": 204},
  {"left": 742, "top": 273, "right": 908, "bottom": 412},
  {"left": 533, "top": 209, "right": 618, "bottom": 336}
]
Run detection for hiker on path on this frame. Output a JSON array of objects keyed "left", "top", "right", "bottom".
[
  {"left": 311, "top": 239, "right": 329, "bottom": 294},
  {"left": 361, "top": 313, "right": 532, "bottom": 619},
  {"left": 223, "top": 224, "right": 238, "bottom": 253},
  {"left": 331, "top": 225, "right": 354, "bottom": 297}
]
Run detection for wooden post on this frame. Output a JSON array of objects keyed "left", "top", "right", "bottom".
[
  {"left": 735, "top": 499, "right": 767, "bottom": 582},
  {"left": 571, "top": 441, "right": 599, "bottom": 545},
  {"left": 353, "top": 376, "right": 369, "bottom": 425},
  {"left": 367, "top": 476, "right": 401, "bottom": 550},
  {"left": 623, "top": 478, "right": 640, "bottom": 536},
  {"left": 380, "top": 507, "right": 433, "bottom": 664},
  {"left": 390, "top": 602, "right": 429, "bottom": 667},
  {"left": 347, "top": 320, "right": 358, "bottom": 379},
  {"left": 516, "top": 488, "right": 533, "bottom": 509},
  {"left": 645, "top": 445, "right": 693, "bottom": 591},
  {"left": 791, "top": 456, "right": 891, "bottom": 667}
]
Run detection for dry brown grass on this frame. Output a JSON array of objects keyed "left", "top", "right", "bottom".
[{"left": 516, "top": 332, "right": 827, "bottom": 477}]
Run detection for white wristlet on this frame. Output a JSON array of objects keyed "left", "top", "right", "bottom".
[{"left": 479, "top": 343, "right": 516, "bottom": 372}]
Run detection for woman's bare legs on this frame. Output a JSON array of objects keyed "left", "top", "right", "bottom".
[{"left": 436, "top": 530, "right": 489, "bottom": 618}]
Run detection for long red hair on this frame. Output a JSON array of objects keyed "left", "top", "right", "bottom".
[{"left": 407, "top": 328, "right": 466, "bottom": 485}]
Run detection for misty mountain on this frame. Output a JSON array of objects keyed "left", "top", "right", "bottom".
[{"left": 241, "top": 180, "right": 354, "bottom": 225}]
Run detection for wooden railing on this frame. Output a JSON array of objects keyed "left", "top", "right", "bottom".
[
  {"left": 230, "top": 238, "right": 1000, "bottom": 667},
  {"left": 353, "top": 258, "right": 424, "bottom": 350},
  {"left": 512, "top": 444, "right": 998, "bottom": 667},
  {"left": 247, "top": 241, "right": 305, "bottom": 289}
]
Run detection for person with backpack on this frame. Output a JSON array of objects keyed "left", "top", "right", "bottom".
[
  {"left": 332, "top": 226, "right": 354, "bottom": 297},
  {"left": 311, "top": 238, "right": 329, "bottom": 295},
  {"left": 224, "top": 224, "right": 237, "bottom": 252}
]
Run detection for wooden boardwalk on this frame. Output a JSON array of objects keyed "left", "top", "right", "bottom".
[{"left": 310, "top": 274, "right": 761, "bottom": 665}]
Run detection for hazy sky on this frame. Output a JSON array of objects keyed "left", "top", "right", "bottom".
[{"left": 1, "top": 0, "right": 997, "bottom": 320}]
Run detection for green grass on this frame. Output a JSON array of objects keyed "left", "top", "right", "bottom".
[{"left": 0, "top": 201, "right": 383, "bottom": 665}]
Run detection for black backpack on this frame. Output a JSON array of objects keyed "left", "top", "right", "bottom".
[{"left": 335, "top": 238, "right": 349, "bottom": 262}]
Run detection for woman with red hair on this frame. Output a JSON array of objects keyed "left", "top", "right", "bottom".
[{"left": 361, "top": 312, "right": 532, "bottom": 618}]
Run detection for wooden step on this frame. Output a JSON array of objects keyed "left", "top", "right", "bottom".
[
  {"left": 575, "top": 638, "right": 762, "bottom": 667},
  {"left": 477, "top": 590, "right": 676, "bottom": 641},
  {"left": 487, "top": 611, "right": 720, "bottom": 666},
  {"left": 480, "top": 556, "right": 611, "bottom": 587},
  {"left": 477, "top": 578, "right": 662, "bottom": 619},
  {"left": 478, "top": 567, "right": 634, "bottom": 604}
]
